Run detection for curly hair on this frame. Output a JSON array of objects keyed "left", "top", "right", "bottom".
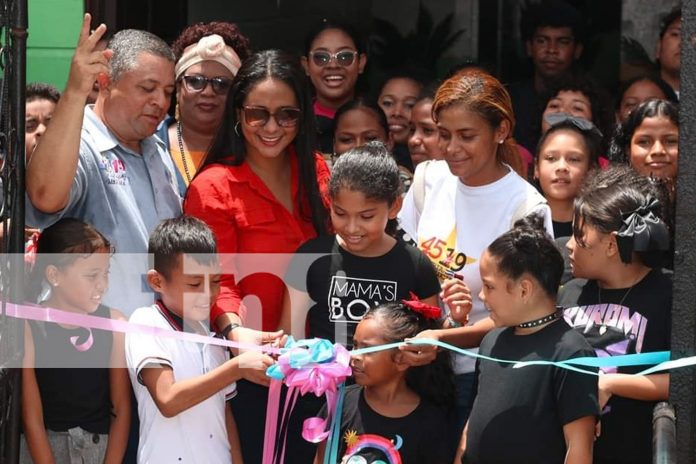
[
  {"left": 541, "top": 74, "right": 613, "bottom": 154},
  {"left": 171, "top": 21, "right": 251, "bottom": 62}
]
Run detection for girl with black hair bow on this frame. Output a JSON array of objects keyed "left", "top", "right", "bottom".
[{"left": 559, "top": 165, "right": 672, "bottom": 464}]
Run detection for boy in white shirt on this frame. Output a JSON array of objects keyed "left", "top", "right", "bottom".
[{"left": 126, "top": 215, "right": 274, "bottom": 463}]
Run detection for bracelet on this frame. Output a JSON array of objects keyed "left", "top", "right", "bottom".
[
  {"left": 220, "top": 323, "right": 241, "bottom": 339},
  {"left": 446, "top": 316, "right": 462, "bottom": 328}
]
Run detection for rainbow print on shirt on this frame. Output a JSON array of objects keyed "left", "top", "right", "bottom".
[{"left": 342, "top": 431, "right": 403, "bottom": 464}]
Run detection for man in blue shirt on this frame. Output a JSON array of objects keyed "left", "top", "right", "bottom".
[{"left": 26, "top": 15, "right": 182, "bottom": 315}]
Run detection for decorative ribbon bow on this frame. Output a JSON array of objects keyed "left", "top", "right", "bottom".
[
  {"left": 401, "top": 291, "right": 441, "bottom": 320},
  {"left": 616, "top": 196, "right": 670, "bottom": 264},
  {"left": 264, "top": 337, "right": 352, "bottom": 464}
]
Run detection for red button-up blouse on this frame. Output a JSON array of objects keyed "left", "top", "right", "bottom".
[{"left": 184, "top": 147, "right": 330, "bottom": 331}]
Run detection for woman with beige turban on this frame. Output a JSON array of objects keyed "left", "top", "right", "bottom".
[{"left": 158, "top": 22, "right": 250, "bottom": 192}]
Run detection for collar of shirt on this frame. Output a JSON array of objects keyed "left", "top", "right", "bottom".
[
  {"left": 83, "top": 106, "right": 167, "bottom": 158},
  {"left": 155, "top": 299, "right": 209, "bottom": 335},
  {"left": 225, "top": 145, "right": 302, "bottom": 212},
  {"left": 313, "top": 100, "right": 336, "bottom": 119}
]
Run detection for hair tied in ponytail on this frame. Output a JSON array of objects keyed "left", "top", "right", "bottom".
[
  {"left": 401, "top": 292, "right": 441, "bottom": 320},
  {"left": 616, "top": 196, "right": 670, "bottom": 264}
]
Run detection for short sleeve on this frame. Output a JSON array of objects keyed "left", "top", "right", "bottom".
[
  {"left": 553, "top": 345, "right": 599, "bottom": 425},
  {"left": 314, "top": 154, "right": 331, "bottom": 211},
  {"left": 125, "top": 308, "right": 173, "bottom": 385},
  {"left": 285, "top": 237, "right": 331, "bottom": 293},
  {"left": 412, "top": 247, "right": 441, "bottom": 299},
  {"left": 25, "top": 149, "right": 88, "bottom": 229},
  {"left": 398, "top": 183, "right": 419, "bottom": 241},
  {"left": 533, "top": 203, "right": 555, "bottom": 239}
]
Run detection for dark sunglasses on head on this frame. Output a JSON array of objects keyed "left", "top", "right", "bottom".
[
  {"left": 181, "top": 75, "right": 233, "bottom": 95},
  {"left": 242, "top": 106, "right": 301, "bottom": 128},
  {"left": 544, "top": 112, "right": 603, "bottom": 138},
  {"left": 308, "top": 50, "right": 358, "bottom": 67}
]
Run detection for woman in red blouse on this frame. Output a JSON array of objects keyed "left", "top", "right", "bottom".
[{"left": 184, "top": 49, "right": 330, "bottom": 463}]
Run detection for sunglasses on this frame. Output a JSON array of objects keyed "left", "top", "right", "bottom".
[
  {"left": 242, "top": 106, "right": 301, "bottom": 128},
  {"left": 308, "top": 50, "right": 358, "bottom": 67},
  {"left": 181, "top": 75, "right": 233, "bottom": 95}
]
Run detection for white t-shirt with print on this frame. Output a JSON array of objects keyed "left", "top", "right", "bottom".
[{"left": 399, "top": 161, "right": 553, "bottom": 373}]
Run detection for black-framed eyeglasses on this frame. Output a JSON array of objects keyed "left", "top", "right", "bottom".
[
  {"left": 308, "top": 50, "right": 358, "bottom": 67},
  {"left": 242, "top": 106, "right": 301, "bottom": 128},
  {"left": 181, "top": 75, "right": 233, "bottom": 95},
  {"left": 544, "top": 112, "right": 603, "bottom": 138}
]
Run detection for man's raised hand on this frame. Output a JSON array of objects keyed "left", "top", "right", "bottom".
[{"left": 65, "top": 14, "right": 112, "bottom": 97}]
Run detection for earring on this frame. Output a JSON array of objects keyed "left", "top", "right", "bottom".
[
  {"left": 175, "top": 102, "right": 180, "bottom": 121},
  {"left": 51, "top": 282, "right": 59, "bottom": 287},
  {"left": 498, "top": 139, "right": 504, "bottom": 144},
  {"left": 234, "top": 122, "right": 241, "bottom": 137}
]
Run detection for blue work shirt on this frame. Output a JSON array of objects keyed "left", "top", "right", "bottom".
[{"left": 26, "top": 106, "right": 182, "bottom": 315}]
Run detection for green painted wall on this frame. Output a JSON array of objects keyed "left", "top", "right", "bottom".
[{"left": 27, "top": 0, "right": 83, "bottom": 91}]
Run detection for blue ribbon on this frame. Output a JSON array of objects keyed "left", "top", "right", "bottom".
[
  {"left": 267, "top": 336, "right": 338, "bottom": 380},
  {"left": 324, "top": 382, "right": 346, "bottom": 464},
  {"left": 351, "top": 338, "right": 673, "bottom": 376}
]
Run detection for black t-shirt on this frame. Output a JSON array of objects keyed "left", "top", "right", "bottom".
[
  {"left": 553, "top": 220, "right": 573, "bottom": 239},
  {"left": 558, "top": 269, "right": 672, "bottom": 464},
  {"left": 324, "top": 384, "right": 451, "bottom": 464},
  {"left": 288, "top": 235, "right": 441, "bottom": 346},
  {"left": 29, "top": 304, "right": 113, "bottom": 434},
  {"left": 464, "top": 319, "right": 598, "bottom": 464},
  {"left": 555, "top": 235, "right": 573, "bottom": 285}
]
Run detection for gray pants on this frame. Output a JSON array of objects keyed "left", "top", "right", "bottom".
[{"left": 20, "top": 427, "right": 108, "bottom": 464}]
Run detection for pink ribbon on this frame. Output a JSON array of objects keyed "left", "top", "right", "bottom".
[
  {"left": 1, "top": 301, "right": 282, "bottom": 357},
  {"left": 263, "top": 339, "right": 352, "bottom": 464},
  {"left": 70, "top": 329, "right": 94, "bottom": 352}
]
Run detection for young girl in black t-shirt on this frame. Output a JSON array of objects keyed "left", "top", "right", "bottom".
[
  {"left": 559, "top": 166, "right": 672, "bottom": 464},
  {"left": 534, "top": 116, "right": 601, "bottom": 240},
  {"left": 458, "top": 215, "right": 598, "bottom": 464},
  {"left": 280, "top": 141, "right": 443, "bottom": 347},
  {"left": 20, "top": 218, "right": 131, "bottom": 464},
  {"left": 315, "top": 300, "right": 456, "bottom": 464},
  {"left": 283, "top": 143, "right": 459, "bottom": 463}
]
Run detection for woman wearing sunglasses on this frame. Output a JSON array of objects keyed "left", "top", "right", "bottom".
[
  {"left": 184, "top": 49, "right": 330, "bottom": 464},
  {"left": 157, "top": 22, "right": 250, "bottom": 192},
  {"left": 301, "top": 19, "right": 367, "bottom": 154}
]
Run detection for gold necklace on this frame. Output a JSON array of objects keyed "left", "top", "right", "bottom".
[{"left": 176, "top": 120, "right": 193, "bottom": 183}]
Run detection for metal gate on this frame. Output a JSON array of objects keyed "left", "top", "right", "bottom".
[{"left": 0, "top": 0, "right": 26, "bottom": 462}]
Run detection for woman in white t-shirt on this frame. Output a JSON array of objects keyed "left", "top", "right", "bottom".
[{"left": 398, "top": 68, "right": 552, "bottom": 435}]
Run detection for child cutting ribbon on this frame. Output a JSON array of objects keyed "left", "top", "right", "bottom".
[{"left": 314, "top": 298, "right": 456, "bottom": 464}]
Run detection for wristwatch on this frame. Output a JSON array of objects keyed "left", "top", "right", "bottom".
[{"left": 220, "top": 323, "right": 241, "bottom": 339}]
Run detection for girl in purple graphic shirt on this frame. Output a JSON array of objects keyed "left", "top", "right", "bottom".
[{"left": 558, "top": 166, "right": 672, "bottom": 464}]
